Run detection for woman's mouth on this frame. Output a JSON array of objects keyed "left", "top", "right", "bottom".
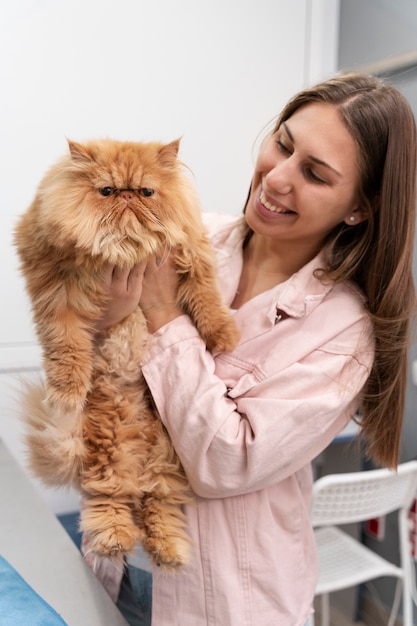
[{"left": 260, "top": 190, "right": 294, "bottom": 214}]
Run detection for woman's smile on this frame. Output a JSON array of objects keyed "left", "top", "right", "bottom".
[{"left": 259, "top": 188, "right": 296, "bottom": 215}]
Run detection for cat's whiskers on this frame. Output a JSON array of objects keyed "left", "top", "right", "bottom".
[
  {"left": 156, "top": 242, "right": 173, "bottom": 268},
  {"left": 144, "top": 208, "right": 167, "bottom": 234}
]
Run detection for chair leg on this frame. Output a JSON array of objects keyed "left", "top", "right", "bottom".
[
  {"left": 401, "top": 574, "right": 413, "bottom": 626},
  {"left": 387, "top": 578, "right": 403, "bottom": 626},
  {"left": 399, "top": 511, "right": 413, "bottom": 626},
  {"left": 320, "top": 593, "right": 330, "bottom": 626}
]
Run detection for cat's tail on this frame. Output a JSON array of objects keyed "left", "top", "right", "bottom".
[{"left": 18, "top": 378, "right": 84, "bottom": 489}]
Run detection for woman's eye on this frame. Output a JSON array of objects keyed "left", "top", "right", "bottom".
[
  {"left": 139, "top": 188, "right": 154, "bottom": 197},
  {"left": 306, "top": 169, "right": 326, "bottom": 185},
  {"left": 277, "top": 140, "right": 291, "bottom": 155},
  {"left": 99, "top": 187, "right": 113, "bottom": 196}
]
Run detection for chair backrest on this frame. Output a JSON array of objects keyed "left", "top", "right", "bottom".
[{"left": 311, "top": 460, "right": 417, "bottom": 528}]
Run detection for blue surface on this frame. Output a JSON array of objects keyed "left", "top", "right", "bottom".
[{"left": 0, "top": 555, "right": 68, "bottom": 625}]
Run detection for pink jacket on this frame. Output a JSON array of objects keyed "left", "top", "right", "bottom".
[{"left": 140, "top": 215, "right": 375, "bottom": 625}]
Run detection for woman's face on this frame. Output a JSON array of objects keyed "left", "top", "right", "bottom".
[{"left": 245, "top": 102, "right": 367, "bottom": 255}]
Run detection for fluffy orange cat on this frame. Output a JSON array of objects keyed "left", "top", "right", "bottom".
[{"left": 14, "top": 137, "right": 239, "bottom": 568}]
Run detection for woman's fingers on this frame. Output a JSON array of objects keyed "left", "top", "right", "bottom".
[
  {"left": 100, "top": 262, "right": 146, "bottom": 297},
  {"left": 126, "top": 261, "right": 147, "bottom": 292},
  {"left": 96, "top": 262, "right": 147, "bottom": 332}
]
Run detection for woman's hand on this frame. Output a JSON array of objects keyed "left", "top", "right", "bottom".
[
  {"left": 140, "top": 254, "right": 183, "bottom": 333},
  {"left": 96, "top": 254, "right": 183, "bottom": 335},
  {"left": 96, "top": 262, "right": 146, "bottom": 333}
]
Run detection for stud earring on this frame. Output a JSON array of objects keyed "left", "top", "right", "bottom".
[{"left": 349, "top": 215, "right": 355, "bottom": 222}]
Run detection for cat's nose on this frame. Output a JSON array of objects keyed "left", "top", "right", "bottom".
[{"left": 121, "top": 191, "right": 133, "bottom": 200}]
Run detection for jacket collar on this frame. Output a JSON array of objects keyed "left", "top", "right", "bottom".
[
  {"left": 213, "top": 217, "right": 334, "bottom": 325},
  {"left": 276, "top": 254, "right": 334, "bottom": 318}
]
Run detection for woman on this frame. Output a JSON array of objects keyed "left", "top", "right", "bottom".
[{"left": 94, "top": 73, "right": 417, "bottom": 625}]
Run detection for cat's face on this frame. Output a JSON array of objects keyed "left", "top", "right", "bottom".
[{"left": 38, "top": 138, "right": 194, "bottom": 266}]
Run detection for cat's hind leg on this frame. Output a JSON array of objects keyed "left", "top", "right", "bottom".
[
  {"left": 79, "top": 308, "right": 149, "bottom": 559},
  {"left": 139, "top": 494, "right": 191, "bottom": 569},
  {"left": 80, "top": 496, "right": 143, "bottom": 560},
  {"left": 138, "top": 422, "right": 192, "bottom": 570}
]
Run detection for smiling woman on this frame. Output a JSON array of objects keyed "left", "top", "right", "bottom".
[
  {"left": 244, "top": 102, "right": 364, "bottom": 277},
  {"left": 231, "top": 103, "right": 366, "bottom": 308}
]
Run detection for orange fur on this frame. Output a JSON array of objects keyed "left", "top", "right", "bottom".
[{"left": 14, "top": 138, "right": 239, "bottom": 567}]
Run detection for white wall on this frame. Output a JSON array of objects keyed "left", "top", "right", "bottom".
[{"left": 0, "top": 0, "right": 339, "bottom": 513}]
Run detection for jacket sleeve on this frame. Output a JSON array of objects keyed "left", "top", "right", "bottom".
[{"left": 141, "top": 314, "right": 373, "bottom": 499}]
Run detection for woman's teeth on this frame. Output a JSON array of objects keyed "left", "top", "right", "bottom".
[{"left": 260, "top": 190, "right": 291, "bottom": 214}]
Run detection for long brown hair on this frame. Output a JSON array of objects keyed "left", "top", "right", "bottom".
[{"left": 254, "top": 74, "right": 417, "bottom": 467}]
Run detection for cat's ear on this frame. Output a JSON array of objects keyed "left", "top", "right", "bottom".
[
  {"left": 67, "top": 139, "right": 94, "bottom": 164},
  {"left": 157, "top": 138, "right": 181, "bottom": 167}
]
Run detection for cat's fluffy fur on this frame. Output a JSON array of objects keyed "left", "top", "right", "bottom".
[{"left": 14, "top": 138, "right": 239, "bottom": 568}]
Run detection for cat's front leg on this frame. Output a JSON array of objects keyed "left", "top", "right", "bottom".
[
  {"left": 175, "top": 244, "right": 240, "bottom": 353},
  {"left": 41, "top": 308, "right": 94, "bottom": 413}
]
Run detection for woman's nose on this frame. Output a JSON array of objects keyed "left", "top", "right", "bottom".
[{"left": 264, "top": 160, "right": 294, "bottom": 194}]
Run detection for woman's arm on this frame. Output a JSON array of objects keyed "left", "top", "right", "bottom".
[{"left": 140, "top": 313, "right": 373, "bottom": 499}]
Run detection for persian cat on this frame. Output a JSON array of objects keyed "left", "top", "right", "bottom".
[{"left": 14, "top": 137, "right": 239, "bottom": 568}]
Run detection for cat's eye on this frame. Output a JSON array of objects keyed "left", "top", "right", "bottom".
[
  {"left": 139, "top": 188, "right": 154, "bottom": 197},
  {"left": 99, "top": 187, "right": 113, "bottom": 197}
]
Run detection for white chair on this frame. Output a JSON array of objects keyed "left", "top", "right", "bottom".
[{"left": 310, "top": 460, "right": 417, "bottom": 626}]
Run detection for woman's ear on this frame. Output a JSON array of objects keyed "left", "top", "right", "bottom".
[{"left": 344, "top": 207, "right": 368, "bottom": 226}]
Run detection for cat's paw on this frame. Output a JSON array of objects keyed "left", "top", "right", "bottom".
[
  {"left": 204, "top": 317, "right": 240, "bottom": 353},
  {"left": 143, "top": 533, "right": 191, "bottom": 570},
  {"left": 88, "top": 523, "right": 141, "bottom": 559}
]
